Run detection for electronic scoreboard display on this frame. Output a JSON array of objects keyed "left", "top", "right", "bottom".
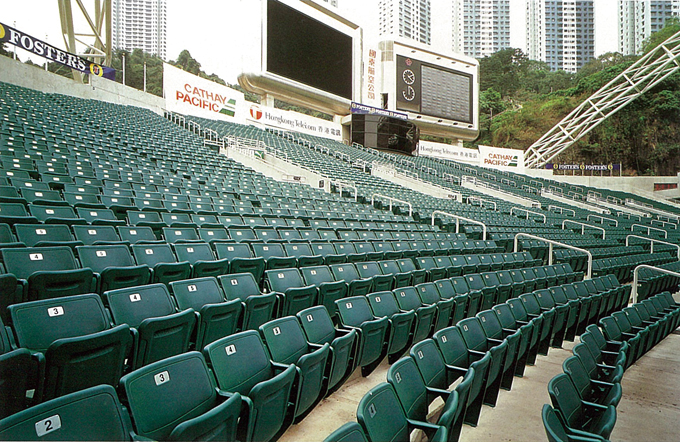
[{"left": 396, "top": 55, "right": 473, "bottom": 124}]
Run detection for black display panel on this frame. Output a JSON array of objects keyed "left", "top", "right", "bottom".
[
  {"left": 351, "top": 114, "right": 419, "bottom": 156},
  {"left": 396, "top": 55, "right": 473, "bottom": 123},
  {"left": 266, "top": 0, "right": 353, "bottom": 100}
]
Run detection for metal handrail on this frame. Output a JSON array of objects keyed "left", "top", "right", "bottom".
[
  {"left": 514, "top": 233, "right": 593, "bottom": 279},
  {"left": 432, "top": 210, "right": 487, "bottom": 240},
  {"left": 587, "top": 214, "right": 618, "bottom": 227},
  {"left": 467, "top": 196, "right": 497, "bottom": 211},
  {"left": 631, "top": 224, "right": 668, "bottom": 238},
  {"left": 548, "top": 205, "right": 575, "bottom": 217},
  {"left": 626, "top": 235, "right": 680, "bottom": 259},
  {"left": 651, "top": 219, "right": 678, "bottom": 230},
  {"left": 562, "top": 220, "right": 606, "bottom": 239},
  {"left": 631, "top": 265, "right": 680, "bottom": 303},
  {"left": 330, "top": 180, "right": 358, "bottom": 202},
  {"left": 372, "top": 194, "right": 412, "bottom": 217},
  {"left": 510, "top": 207, "right": 547, "bottom": 223}
]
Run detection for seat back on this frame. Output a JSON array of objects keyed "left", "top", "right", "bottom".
[
  {"left": 2, "top": 246, "right": 80, "bottom": 279},
  {"left": 323, "top": 422, "right": 369, "bottom": 442},
  {"left": 410, "top": 338, "right": 454, "bottom": 390},
  {"left": 356, "top": 383, "right": 410, "bottom": 442},
  {"left": 105, "top": 283, "right": 178, "bottom": 328},
  {"left": 0, "top": 385, "right": 133, "bottom": 441},
  {"left": 73, "top": 225, "right": 122, "bottom": 245},
  {"left": 386, "top": 356, "right": 429, "bottom": 421}
]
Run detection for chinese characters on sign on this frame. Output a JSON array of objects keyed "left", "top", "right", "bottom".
[{"left": 367, "top": 49, "right": 377, "bottom": 102}]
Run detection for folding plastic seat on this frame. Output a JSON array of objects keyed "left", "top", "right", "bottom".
[
  {"left": 412, "top": 335, "right": 490, "bottom": 427},
  {"left": 353, "top": 261, "right": 392, "bottom": 292},
  {"left": 611, "top": 311, "right": 650, "bottom": 359},
  {"left": 328, "top": 263, "right": 372, "bottom": 297},
  {"left": 335, "top": 296, "right": 390, "bottom": 377},
  {"left": 541, "top": 403, "right": 610, "bottom": 442},
  {"left": 623, "top": 305, "right": 661, "bottom": 348},
  {"left": 27, "top": 204, "right": 86, "bottom": 226},
  {"left": 492, "top": 302, "right": 536, "bottom": 373},
  {"left": 264, "top": 268, "right": 318, "bottom": 317},
  {"left": 0, "top": 222, "right": 23, "bottom": 249},
  {"left": 259, "top": 316, "right": 330, "bottom": 420},
  {"left": 161, "top": 226, "right": 201, "bottom": 244},
  {"left": 203, "top": 330, "right": 297, "bottom": 442},
  {"left": 573, "top": 281, "right": 605, "bottom": 322},
  {"left": 323, "top": 422, "right": 369, "bottom": 442},
  {"left": 448, "top": 276, "right": 479, "bottom": 318},
  {"left": 376, "top": 259, "right": 411, "bottom": 288},
  {"left": 366, "top": 291, "right": 415, "bottom": 362},
  {"left": 510, "top": 295, "right": 554, "bottom": 358},
  {"left": 0, "top": 345, "right": 44, "bottom": 419},
  {"left": 283, "top": 242, "right": 323, "bottom": 267},
  {"left": 465, "top": 273, "right": 497, "bottom": 311},
  {"left": 0, "top": 384, "right": 145, "bottom": 441},
  {"left": 562, "top": 356, "right": 622, "bottom": 408},
  {"left": 169, "top": 277, "right": 241, "bottom": 350},
  {"left": 415, "top": 256, "right": 448, "bottom": 282},
  {"left": 130, "top": 242, "right": 191, "bottom": 285},
  {"left": 297, "top": 305, "right": 358, "bottom": 394},
  {"left": 9, "top": 293, "right": 133, "bottom": 401},
  {"left": 105, "top": 283, "right": 196, "bottom": 369},
  {"left": 393, "top": 258, "right": 425, "bottom": 284},
  {"left": 298, "top": 265, "right": 346, "bottom": 319},
  {"left": 251, "top": 243, "right": 296, "bottom": 270},
  {"left": 158, "top": 213, "right": 196, "bottom": 229},
  {"left": 77, "top": 244, "right": 150, "bottom": 293},
  {"left": 415, "top": 282, "right": 455, "bottom": 333},
  {"left": 357, "top": 382, "right": 448, "bottom": 442},
  {"left": 20, "top": 188, "right": 66, "bottom": 207},
  {"left": 599, "top": 316, "right": 641, "bottom": 365},
  {"left": 14, "top": 223, "right": 82, "bottom": 249},
  {"left": 214, "top": 242, "right": 265, "bottom": 282},
  {"left": 457, "top": 317, "right": 508, "bottom": 407},
  {"left": 532, "top": 289, "right": 570, "bottom": 348},
  {"left": 218, "top": 273, "right": 277, "bottom": 330},
  {"left": 118, "top": 351, "right": 244, "bottom": 441},
  {"left": 172, "top": 242, "right": 230, "bottom": 278},
  {"left": 548, "top": 373, "right": 616, "bottom": 440},
  {"left": 2, "top": 246, "right": 95, "bottom": 301}
]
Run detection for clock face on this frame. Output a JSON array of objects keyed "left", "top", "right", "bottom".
[
  {"left": 402, "top": 85, "right": 416, "bottom": 101},
  {"left": 402, "top": 69, "right": 415, "bottom": 85}
]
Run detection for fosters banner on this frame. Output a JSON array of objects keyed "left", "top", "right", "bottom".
[
  {"left": 163, "top": 63, "right": 247, "bottom": 122},
  {"left": 0, "top": 22, "right": 115, "bottom": 79}
]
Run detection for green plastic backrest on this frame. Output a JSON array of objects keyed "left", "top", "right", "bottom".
[
  {"left": 120, "top": 351, "right": 217, "bottom": 441},
  {"left": 260, "top": 316, "right": 308, "bottom": 365},
  {"left": 386, "top": 357, "right": 428, "bottom": 421},
  {"left": 465, "top": 274, "right": 486, "bottom": 291},
  {"left": 562, "top": 356, "right": 592, "bottom": 401},
  {"left": 73, "top": 225, "right": 121, "bottom": 244},
  {"left": 450, "top": 277, "right": 470, "bottom": 295},
  {"left": 105, "top": 283, "right": 176, "bottom": 328},
  {"left": 416, "top": 282, "right": 441, "bottom": 305},
  {"left": 457, "top": 318, "right": 488, "bottom": 353},
  {"left": 297, "top": 306, "right": 337, "bottom": 346},
  {"left": 477, "top": 310, "right": 503, "bottom": 340},
  {"left": 434, "top": 279, "right": 456, "bottom": 299},
  {"left": 266, "top": 268, "right": 305, "bottom": 292},
  {"left": 392, "top": 286, "right": 422, "bottom": 311},
  {"left": 9, "top": 294, "right": 109, "bottom": 352},
  {"left": 2, "top": 246, "right": 79, "bottom": 279},
  {"left": 355, "top": 262, "right": 382, "bottom": 278},
  {"left": 336, "top": 296, "right": 375, "bottom": 327},
  {"left": 330, "top": 263, "right": 361, "bottom": 283},
  {"left": 357, "top": 383, "right": 409, "bottom": 442},
  {"left": 433, "top": 326, "right": 470, "bottom": 368},
  {"left": 15, "top": 224, "right": 74, "bottom": 246},
  {"left": 218, "top": 273, "right": 261, "bottom": 301},
  {"left": 131, "top": 243, "right": 178, "bottom": 266},
  {"left": 481, "top": 272, "right": 501, "bottom": 288},
  {"left": 0, "top": 385, "right": 130, "bottom": 441},
  {"left": 520, "top": 293, "right": 542, "bottom": 314},
  {"left": 323, "top": 422, "right": 368, "bottom": 442},
  {"left": 173, "top": 243, "right": 216, "bottom": 263},
  {"left": 542, "top": 404, "right": 571, "bottom": 442},
  {"left": 76, "top": 244, "right": 136, "bottom": 272},
  {"left": 203, "top": 330, "right": 272, "bottom": 394},
  {"left": 170, "top": 277, "right": 225, "bottom": 311},
  {"left": 410, "top": 339, "right": 449, "bottom": 390},
  {"left": 367, "top": 291, "right": 402, "bottom": 318},
  {"left": 214, "top": 242, "right": 253, "bottom": 260},
  {"left": 300, "top": 266, "right": 335, "bottom": 285},
  {"left": 547, "top": 373, "right": 581, "bottom": 427}
]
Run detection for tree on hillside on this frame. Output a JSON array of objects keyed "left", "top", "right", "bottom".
[{"left": 479, "top": 48, "right": 528, "bottom": 97}]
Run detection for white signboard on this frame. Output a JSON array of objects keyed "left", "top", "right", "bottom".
[
  {"left": 245, "top": 104, "right": 343, "bottom": 141},
  {"left": 163, "top": 63, "right": 247, "bottom": 123},
  {"left": 478, "top": 145, "right": 525, "bottom": 173},
  {"left": 417, "top": 140, "right": 479, "bottom": 164}
]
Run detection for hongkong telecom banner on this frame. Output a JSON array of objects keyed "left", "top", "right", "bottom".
[
  {"left": 417, "top": 140, "right": 479, "bottom": 164},
  {"left": 246, "top": 104, "right": 343, "bottom": 141},
  {"left": 163, "top": 63, "right": 247, "bottom": 123},
  {"left": 0, "top": 22, "right": 115, "bottom": 79},
  {"left": 478, "top": 145, "right": 525, "bottom": 173}
]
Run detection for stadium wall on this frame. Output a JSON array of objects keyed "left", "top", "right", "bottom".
[{"left": 0, "top": 55, "right": 165, "bottom": 114}]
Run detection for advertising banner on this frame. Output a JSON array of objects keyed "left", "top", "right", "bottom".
[
  {"left": 163, "top": 63, "right": 247, "bottom": 123},
  {"left": 417, "top": 140, "right": 479, "bottom": 164},
  {"left": 246, "top": 103, "right": 343, "bottom": 141},
  {"left": 350, "top": 102, "right": 408, "bottom": 120},
  {"left": 546, "top": 163, "right": 621, "bottom": 171},
  {"left": 0, "top": 22, "right": 115, "bottom": 80},
  {"left": 478, "top": 144, "right": 525, "bottom": 173}
]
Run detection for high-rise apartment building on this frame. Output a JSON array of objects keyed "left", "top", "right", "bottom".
[
  {"left": 452, "top": 0, "right": 511, "bottom": 58},
  {"left": 378, "top": 0, "right": 432, "bottom": 45},
  {"left": 112, "top": 0, "right": 167, "bottom": 59},
  {"left": 619, "top": 0, "right": 680, "bottom": 55},
  {"left": 526, "top": 0, "right": 595, "bottom": 72}
]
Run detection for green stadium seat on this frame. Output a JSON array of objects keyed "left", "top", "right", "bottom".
[
  {"left": 323, "top": 422, "right": 369, "bottom": 442},
  {"left": 366, "top": 291, "right": 415, "bottom": 363},
  {"left": 392, "top": 286, "right": 437, "bottom": 343},
  {"left": 77, "top": 244, "right": 151, "bottom": 293},
  {"left": 130, "top": 243, "right": 192, "bottom": 285},
  {"left": 299, "top": 265, "right": 347, "bottom": 320},
  {"left": 218, "top": 273, "right": 277, "bottom": 331},
  {"left": 172, "top": 242, "right": 230, "bottom": 278}
]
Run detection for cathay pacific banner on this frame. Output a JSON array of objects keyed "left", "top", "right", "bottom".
[
  {"left": 478, "top": 145, "right": 525, "bottom": 173},
  {"left": 163, "top": 63, "right": 247, "bottom": 123},
  {"left": 0, "top": 22, "right": 115, "bottom": 80},
  {"left": 246, "top": 103, "right": 343, "bottom": 141}
]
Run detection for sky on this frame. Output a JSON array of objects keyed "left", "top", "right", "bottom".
[{"left": 3, "top": 0, "right": 619, "bottom": 84}]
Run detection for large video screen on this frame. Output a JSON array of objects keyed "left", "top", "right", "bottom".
[
  {"left": 266, "top": 0, "right": 353, "bottom": 100},
  {"left": 351, "top": 114, "right": 419, "bottom": 156},
  {"left": 396, "top": 55, "right": 473, "bottom": 123}
]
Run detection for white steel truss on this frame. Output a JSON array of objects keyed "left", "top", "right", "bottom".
[
  {"left": 58, "top": 0, "right": 112, "bottom": 81},
  {"left": 525, "top": 29, "right": 680, "bottom": 169}
]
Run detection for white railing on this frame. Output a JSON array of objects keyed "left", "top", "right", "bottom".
[
  {"left": 431, "top": 211, "right": 487, "bottom": 240},
  {"left": 562, "top": 220, "right": 606, "bottom": 239},
  {"left": 467, "top": 196, "right": 497, "bottom": 211},
  {"left": 548, "top": 205, "right": 575, "bottom": 217},
  {"left": 372, "top": 194, "right": 412, "bottom": 217},
  {"left": 586, "top": 214, "right": 618, "bottom": 227},
  {"left": 651, "top": 219, "right": 678, "bottom": 230},
  {"left": 510, "top": 207, "right": 547, "bottom": 223},
  {"left": 514, "top": 233, "right": 593, "bottom": 279},
  {"left": 631, "top": 224, "right": 668, "bottom": 238},
  {"left": 631, "top": 265, "right": 680, "bottom": 303},
  {"left": 442, "top": 173, "right": 461, "bottom": 184},
  {"left": 330, "top": 180, "right": 358, "bottom": 202},
  {"left": 626, "top": 235, "right": 680, "bottom": 259}
]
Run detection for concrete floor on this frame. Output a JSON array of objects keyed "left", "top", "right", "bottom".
[{"left": 280, "top": 325, "right": 680, "bottom": 442}]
